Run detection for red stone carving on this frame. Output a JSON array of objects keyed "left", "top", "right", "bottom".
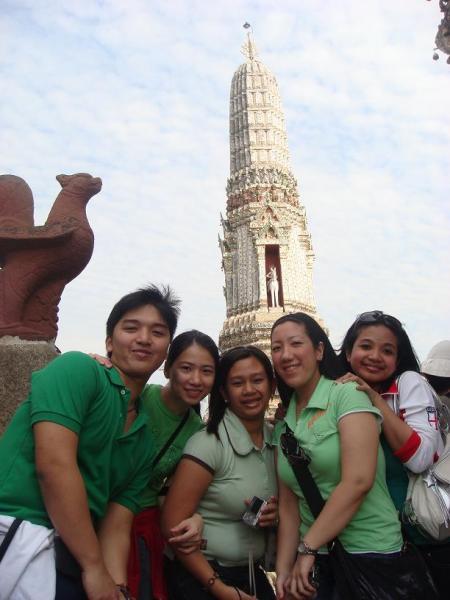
[{"left": 0, "top": 173, "right": 102, "bottom": 340}]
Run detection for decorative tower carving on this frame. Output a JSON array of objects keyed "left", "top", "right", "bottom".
[{"left": 219, "top": 32, "right": 323, "bottom": 354}]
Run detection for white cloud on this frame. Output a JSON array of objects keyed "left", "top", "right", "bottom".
[{"left": 1, "top": 0, "right": 449, "bottom": 365}]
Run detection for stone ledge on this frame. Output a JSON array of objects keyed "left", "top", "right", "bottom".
[{"left": 0, "top": 337, "right": 58, "bottom": 434}]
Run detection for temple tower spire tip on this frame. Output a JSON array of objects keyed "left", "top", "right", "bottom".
[{"left": 241, "top": 22, "right": 258, "bottom": 61}]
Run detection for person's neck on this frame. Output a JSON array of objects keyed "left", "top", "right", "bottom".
[
  {"left": 161, "top": 385, "right": 189, "bottom": 417},
  {"left": 295, "top": 371, "right": 321, "bottom": 416},
  {"left": 240, "top": 416, "right": 265, "bottom": 448},
  {"left": 112, "top": 365, "right": 147, "bottom": 404}
]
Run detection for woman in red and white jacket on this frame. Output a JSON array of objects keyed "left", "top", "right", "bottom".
[{"left": 338, "top": 310, "right": 449, "bottom": 598}]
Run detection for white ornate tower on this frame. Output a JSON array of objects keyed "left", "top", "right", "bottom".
[{"left": 219, "top": 32, "right": 323, "bottom": 354}]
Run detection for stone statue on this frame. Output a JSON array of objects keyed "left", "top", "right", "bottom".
[
  {"left": 0, "top": 173, "right": 102, "bottom": 341},
  {"left": 266, "top": 265, "right": 280, "bottom": 308}
]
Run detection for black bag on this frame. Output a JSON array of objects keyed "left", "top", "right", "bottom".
[
  {"left": 54, "top": 535, "right": 82, "bottom": 579},
  {"left": 279, "top": 425, "right": 439, "bottom": 600}
]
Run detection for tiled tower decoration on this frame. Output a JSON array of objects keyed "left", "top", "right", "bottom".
[{"left": 219, "top": 31, "right": 323, "bottom": 354}]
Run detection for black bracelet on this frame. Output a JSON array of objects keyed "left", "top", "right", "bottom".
[{"left": 116, "top": 584, "right": 131, "bottom": 599}]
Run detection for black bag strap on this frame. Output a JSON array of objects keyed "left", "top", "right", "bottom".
[
  {"left": 151, "top": 409, "right": 190, "bottom": 468},
  {"left": 0, "top": 518, "right": 23, "bottom": 562},
  {"left": 280, "top": 424, "right": 341, "bottom": 553},
  {"left": 279, "top": 424, "right": 325, "bottom": 518}
]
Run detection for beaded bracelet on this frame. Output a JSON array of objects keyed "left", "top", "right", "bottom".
[{"left": 205, "top": 570, "right": 220, "bottom": 590}]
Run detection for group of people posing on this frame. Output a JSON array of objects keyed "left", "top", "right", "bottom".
[{"left": 0, "top": 284, "right": 449, "bottom": 600}]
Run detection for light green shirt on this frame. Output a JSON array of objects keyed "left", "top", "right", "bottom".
[
  {"left": 0, "top": 352, "right": 155, "bottom": 527},
  {"left": 139, "top": 384, "right": 203, "bottom": 508},
  {"left": 183, "top": 409, "right": 277, "bottom": 566},
  {"left": 275, "top": 376, "right": 403, "bottom": 554}
]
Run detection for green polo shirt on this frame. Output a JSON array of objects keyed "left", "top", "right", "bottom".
[
  {"left": 0, "top": 352, "right": 155, "bottom": 528},
  {"left": 139, "top": 384, "right": 203, "bottom": 508},
  {"left": 275, "top": 377, "right": 403, "bottom": 554},
  {"left": 183, "top": 409, "right": 277, "bottom": 566}
]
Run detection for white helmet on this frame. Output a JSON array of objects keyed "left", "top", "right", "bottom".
[{"left": 422, "top": 340, "right": 450, "bottom": 378}]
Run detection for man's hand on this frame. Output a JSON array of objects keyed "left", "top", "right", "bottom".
[{"left": 82, "top": 562, "right": 120, "bottom": 599}]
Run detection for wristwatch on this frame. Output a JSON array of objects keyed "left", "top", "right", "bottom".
[{"left": 297, "top": 540, "right": 318, "bottom": 556}]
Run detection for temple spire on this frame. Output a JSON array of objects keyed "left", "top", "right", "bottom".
[
  {"left": 241, "top": 23, "right": 258, "bottom": 61},
  {"left": 219, "top": 35, "right": 323, "bottom": 362}
]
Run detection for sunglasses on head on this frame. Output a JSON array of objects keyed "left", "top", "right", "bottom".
[{"left": 354, "top": 310, "right": 403, "bottom": 330}]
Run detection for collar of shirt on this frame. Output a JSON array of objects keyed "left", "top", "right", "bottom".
[
  {"left": 284, "top": 376, "right": 334, "bottom": 431},
  {"left": 221, "top": 408, "right": 274, "bottom": 456}
]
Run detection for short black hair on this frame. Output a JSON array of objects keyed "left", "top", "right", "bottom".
[
  {"left": 339, "top": 311, "right": 420, "bottom": 393},
  {"left": 106, "top": 284, "right": 180, "bottom": 340},
  {"left": 207, "top": 345, "right": 274, "bottom": 436},
  {"left": 271, "top": 312, "right": 342, "bottom": 406}
]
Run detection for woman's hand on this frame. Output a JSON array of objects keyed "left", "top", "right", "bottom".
[
  {"left": 167, "top": 513, "right": 204, "bottom": 555},
  {"left": 89, "top": 353, "right": 113, "bottom": 368},
  {"left": 275, "top": 571, "right": 291, "bottom": 599},
  {"left": 257, "top": 495, "right": 279, "bottom": 528},
  {"left": 337, "top": 372, "right": 379, "bottom": 405},
  {"left": 286, "top": 554, "right": 317, "bottom": 599}
]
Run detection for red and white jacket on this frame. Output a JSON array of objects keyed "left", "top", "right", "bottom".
[{"left": 381, "top": 371, "right": 443, "bottom": 473}]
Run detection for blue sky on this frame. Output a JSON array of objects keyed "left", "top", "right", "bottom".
[{"left": 2, "top": 0, "right": 449, "bottom": 381}]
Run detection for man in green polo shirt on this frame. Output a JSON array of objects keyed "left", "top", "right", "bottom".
[{"left": 0, "top": 284, "right": 179, "bottom": 600}]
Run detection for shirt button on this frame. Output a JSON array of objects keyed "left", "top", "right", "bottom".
[{"left": 120, "top": 389, "right": 126, "bottom": 395}]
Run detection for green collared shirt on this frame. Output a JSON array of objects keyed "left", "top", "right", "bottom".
[
  {"left": 139, "top": 384, "right": 203, "bottom": 508},
  {"left": 0, "top": 352, "right": 155, "bottom": 527},
  {"left": 275, "top": 376, "right": 403, "bottom": 553},
  {"left": 183, "top": 409, "right": 277, "bottom": 566}
]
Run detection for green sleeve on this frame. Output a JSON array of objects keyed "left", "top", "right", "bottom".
[
  {"left": 183, "top": 429, "right": 223, "bottom": 472},
  {"left": 30, "top": 352, "right": 101, "bottom": 435},
  {"left": 334, "top": 382, "right": 381, "bottom": 425},
  {"left": 113, "top": 457, "right": 153, "bottom": 514}
]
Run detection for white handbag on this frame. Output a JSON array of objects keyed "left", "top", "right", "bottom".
[{"left": 402, "top": 393, "right": 450, "bottom": 541}]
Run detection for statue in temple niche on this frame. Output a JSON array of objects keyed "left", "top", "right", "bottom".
[
  {"left": 0, "top": 172, "right": 102, "bottom": 341},
  {"left": 266, "top": 265, "right": 280, "bottom": 308}
]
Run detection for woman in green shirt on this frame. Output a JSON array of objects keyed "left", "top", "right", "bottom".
[
  {"left": 272, "top": 313, "right": 405, "bottom": 600},
  {"left": 128, "top": 330, "right": 219, "bottom": 600},
  {"left": 162, "top": 346, "right": 278, "bottom": 600}
]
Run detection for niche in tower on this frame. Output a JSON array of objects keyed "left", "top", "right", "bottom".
[{"left": 265, "top": 245, "right": 284, "bottom": 308}]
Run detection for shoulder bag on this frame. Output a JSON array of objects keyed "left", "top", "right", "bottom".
[{"left": 397, "top": 381, "right": 450, "bottom": 541}]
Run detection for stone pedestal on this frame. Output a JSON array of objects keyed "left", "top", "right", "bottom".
[{"left": 0, "top": 336, "right": 58, "bottom": 434}]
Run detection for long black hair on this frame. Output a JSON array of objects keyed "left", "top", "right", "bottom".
[
  {"left": 207, "top": 345, "right": 274, "bottom": 436},
  {"left": 165, "top": 330, "right": 219, "bottom": 415},
  {"left": 271, "top": 312, "right": 342, "bottom": 406},
  {"left": 339, "top": 310, "right": 420, "bottom": 393}
]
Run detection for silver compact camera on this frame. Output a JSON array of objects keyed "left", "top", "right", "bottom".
[{"left": 242, "top": 496, "right": 267, "bottom": 528}]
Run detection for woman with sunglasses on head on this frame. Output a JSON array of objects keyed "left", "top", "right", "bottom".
[
  {"left": 339, "top": 311, "right": 449, "bottom": 598},
  {"left": 161, "top": 346, "right": 278, "bottom": 600},
  {"left": 271, "top": 313, "right": 425, "bottom": 600},
  {"left": 92, "top": 330, "right": 219, "bottom": 600}
]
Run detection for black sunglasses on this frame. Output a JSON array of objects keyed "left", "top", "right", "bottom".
[{"left": 354, "top": 310, "right": 402, "bottom": 330}]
